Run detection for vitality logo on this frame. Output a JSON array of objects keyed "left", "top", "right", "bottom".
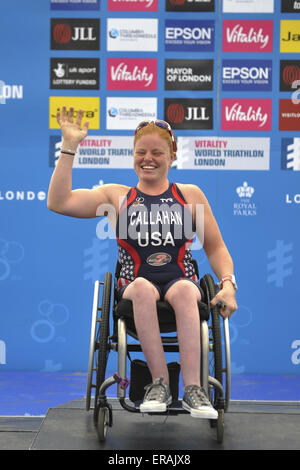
[
  {"left": 222, "top": 99, "right": 272, "bottom": 131},
  {"left": 107, "top": 58, "right": 157, "bottom": 90},
  {"left": 223, "top": 20, "right": 273, "bottom": 52}
]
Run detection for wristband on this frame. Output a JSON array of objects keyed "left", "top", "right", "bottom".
[
  {"left": 61, "top": 148, "right": 76, "bottom": 156},
  {"left": 220, "top": 274, "right": 237, "bottom": 290}
]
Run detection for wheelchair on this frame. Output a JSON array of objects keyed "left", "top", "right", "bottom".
[{"left": 86, "top": 260, "right": 231, "bottom": 444}]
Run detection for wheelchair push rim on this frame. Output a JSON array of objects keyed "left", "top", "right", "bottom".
[{"left": 86, "top": 273, "right": 112, "bottom": 413}]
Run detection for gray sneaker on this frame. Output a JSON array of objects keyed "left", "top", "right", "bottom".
[
  {"left": 140, "top": 377, "right": 172, "bottom": 413},
  {"left": 182, "top": 385, "right": 218, "bottom": 419}
]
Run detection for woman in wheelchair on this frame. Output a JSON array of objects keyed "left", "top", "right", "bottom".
[{"left": 48, "top": 106, "right": 237, "bottom": 421}]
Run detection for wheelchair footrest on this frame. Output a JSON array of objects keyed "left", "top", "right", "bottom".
[{"left": 133, "top": 399, "right": 188, "bottom": 416}]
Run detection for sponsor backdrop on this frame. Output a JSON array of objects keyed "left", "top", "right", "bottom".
[{"left": 1, "top": 0, "right": 300, "bottom": 377}]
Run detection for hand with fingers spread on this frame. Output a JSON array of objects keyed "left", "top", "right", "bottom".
[{"left": 57, "top": 105, "right": 89, "bottom": 153}]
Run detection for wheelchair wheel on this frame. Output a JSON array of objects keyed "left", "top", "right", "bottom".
[
  {"left": 96, "top": 407, "right": 109, "bottom": 443},
  {"left": 85, "top": 272, "right": 112, "bottom": 413},
  {"left": 203, "top": 274, "right": 223, "bottom": 406},
  {"left": 93, "top": 272, "right": 112, "bottom": 422}
]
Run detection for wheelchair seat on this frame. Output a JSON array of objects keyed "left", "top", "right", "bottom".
[
  {"left": 115, "top": 297, "right": 209, "bottom": 334},
  {"left": 114, "top": 259, "right": 210, "bottom": 334}
]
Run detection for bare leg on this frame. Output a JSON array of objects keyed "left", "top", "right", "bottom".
[
  {"left": 123, "top": 277, "right": 169, "bottom": 384},
  {"left": 164, "top": 280, "right": 201, "bottom": 387}
]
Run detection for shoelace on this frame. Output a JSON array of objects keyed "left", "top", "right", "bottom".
[
  {"left": 144, "top": 378, "right": 167, "bottom": 401},
  {"left": 186, "top": 386, "right": 210, "bottom": 406}
]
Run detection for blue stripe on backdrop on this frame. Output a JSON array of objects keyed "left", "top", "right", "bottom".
[{"left": 1, "top": 371, "right": 300, "bottom": 416}]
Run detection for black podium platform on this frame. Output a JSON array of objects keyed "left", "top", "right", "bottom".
[{"left": 28, "top": 398, "right": 300, "bottom": 451}]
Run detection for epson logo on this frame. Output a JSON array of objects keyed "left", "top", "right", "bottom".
[
  {"left": 166, "top": 27, "right": 212, "bottom": 41},
  {"left": 223, "top": 66, "right": 271, "bottom": 80}
]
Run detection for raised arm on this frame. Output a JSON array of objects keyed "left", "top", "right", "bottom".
[{"left": 47, "top": 106, "right": 116, "bottom": 218}]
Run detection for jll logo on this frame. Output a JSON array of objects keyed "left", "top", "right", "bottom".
[
  {"left": 283, "top": 65, "right": 300, "bottom": 85},
  {"left": 167, "top": 104, "right": 209, "bottom": 123},
  {"left": 53, "top": 24, "right": 96, "bottom": 43}
]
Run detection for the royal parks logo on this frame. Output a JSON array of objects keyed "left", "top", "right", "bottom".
[{"left": 234, "top": 182, "right": 257, "bottom": 216}]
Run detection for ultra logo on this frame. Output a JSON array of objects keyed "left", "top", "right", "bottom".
[
  {"left": 280, "top": 21, "right": 300, "bottom": 53},
  {"left": 49, "top": 96, "right": 100, "bottom": 129}
]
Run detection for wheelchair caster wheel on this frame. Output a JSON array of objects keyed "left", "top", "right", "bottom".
[
  {"left": 96, "top": 407, "right": 109, "bottom": 442},
  {"left": 216, "top": 409, "right": 224, "bottom": 444}
]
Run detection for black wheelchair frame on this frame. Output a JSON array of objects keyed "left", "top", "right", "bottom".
[{"left": 86, "top": 260, "right": 231, "bottom": 444}]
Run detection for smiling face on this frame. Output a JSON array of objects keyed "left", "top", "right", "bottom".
[{"left": 133, "top": 132, "right": 174, "bottom": 186}]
